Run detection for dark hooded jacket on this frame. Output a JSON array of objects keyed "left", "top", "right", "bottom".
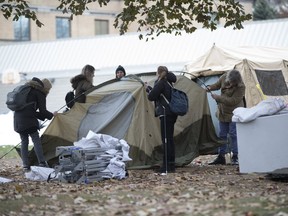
[
  {"left": 70, "top": 74, "right": 94, "bottom": 103},
  {"left": 147, "top": 72, "right": 177, "bottom": 117},
  {"left": 14, "top": 78, "right": 54, "bottom": 134}
]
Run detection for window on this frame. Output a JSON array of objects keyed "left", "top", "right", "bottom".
[
  {"left": 95, "top": 19, "right": 109, "bottom": 35},
  {"left": 255, "top": 69, "right": 288, "bottom": 96},
  {"left": 56, "top": 17, "right": 71, "bottom": 39},
  {"left": 14, "top": 17, "right": 30, "bottom": 41}
]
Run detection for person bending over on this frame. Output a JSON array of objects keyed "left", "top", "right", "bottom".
[{"left": 14, "top": 77, "right": 57, "bottom": 171}]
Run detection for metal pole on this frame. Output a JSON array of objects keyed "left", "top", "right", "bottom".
[
  {"left": 0, "top": 119, "right": 49, "bottom": 160},
  {"left": 162, "top": 106, "right": 168, "bottom": 175},
  {"left": 0, "top": 82, "right": 105, "bottom": 159}
]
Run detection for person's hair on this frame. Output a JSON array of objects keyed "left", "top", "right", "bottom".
[
  {"left": 226, "top": 69, "right": 242, "bottom": 86},
  {"left": 81, "top": 64, "right": 95, "bottom": 83},
  {"left": 157, "top": 66, "right": 168, "bottom": 74},
  {"left": 81, "top": 64, "right": 95, "bottom": 77},
  {"left": 157, "top": 66, "right": 169, "bottom": 80}
]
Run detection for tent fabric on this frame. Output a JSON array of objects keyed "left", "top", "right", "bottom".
[
  {"left": 184, "top": 45, "right": 288, "bottom": 108},
  {"left": 29, "top": 74, "right": 221, "bottom": 169},
  {"left": 79, "top": 92, "right": 135, "bottom": 139}
]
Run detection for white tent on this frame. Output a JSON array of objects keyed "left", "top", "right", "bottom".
[{"left": 184, "top": 45, "right": 288, "bottom": 108}]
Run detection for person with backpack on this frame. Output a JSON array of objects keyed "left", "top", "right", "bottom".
[
  {"left": 69, "top": 64, "right": 95, "bottom": 106},
  {"left": 13, "top": 77, "right": 57, "bottom": 172},
  {"left": 146, "top": 66, "right": 178, "bottom": 173}
]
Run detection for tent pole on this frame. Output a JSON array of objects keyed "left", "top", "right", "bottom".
[
  {"left": 0, "top": 119, "right": 49, "bottom": 160},
  {"left": 175, "top": 71, "right": 212, "bottom": 93},
  {"left": 1, "top": 80, "right": 116, "bottom": 159},
  {"left": 163, "top": 106, "right": 168, "bottom": 175}
]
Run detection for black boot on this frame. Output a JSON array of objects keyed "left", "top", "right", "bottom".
[
  {"left": 156, "top": 163, "right": 176, "bottom": 173},
  {"left": 208, "top": 154, "right": 226, "bottom": 165},
  {"left": 23, "top": 166, "right": 31, "bottom": 172},
  {"left": 231, "top": 154, "right": 239, "bottom": 165}
]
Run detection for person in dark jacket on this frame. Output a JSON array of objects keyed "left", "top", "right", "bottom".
[
  {"left": 207, "top": 69, "right": 246, "bottom": 165},
  {"left": 115, "top": 65, "right": 126, "bottom": 79},
  {"left": 70, "top": 64, "right": 95, "bottom": 104},
  {"left": 14, "top": 77, "right": 56, "bottom": 171},
  {"left": 146, "top": 66, "right": 177, "bottom": 173}
]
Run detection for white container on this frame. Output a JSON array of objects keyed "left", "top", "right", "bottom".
[{"left": 236, "top": 113, "right": 288, "bottom": 173}]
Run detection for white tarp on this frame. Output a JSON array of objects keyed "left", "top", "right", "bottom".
[{"left": 232, "top": 98, "right": 287, "bottom": 122}]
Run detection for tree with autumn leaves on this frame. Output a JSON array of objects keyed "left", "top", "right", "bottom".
[{"left": 1, "top": 0, "right": 253, "bottom": 39}]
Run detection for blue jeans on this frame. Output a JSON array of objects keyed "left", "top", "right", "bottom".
[{"left": 218, "top": 121, "right": 238, "bottom": 156}]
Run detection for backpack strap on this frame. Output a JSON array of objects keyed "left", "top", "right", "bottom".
[
  {"left": 161, "top": 93, "right": 169, "bottom": 104},
  {"left": 160, "top": 81, "right": 173, "bottom": 104},
  {"left": 166, "top": 81, "right": 173, "bottom": 88}
]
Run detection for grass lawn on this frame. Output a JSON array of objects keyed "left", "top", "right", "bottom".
[{"left": 0, "top": 145, "right": 19, "bottom": 159}]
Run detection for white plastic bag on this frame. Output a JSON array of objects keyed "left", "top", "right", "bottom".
[
  {"left": 0, "top": 176, "right": 13, "bottom": 183},
  {"left": 25, "top": 166, "right": 55, "bottom": 181},
  {"left": 232, "top": 98, "right": 286, "bottom": 122}
]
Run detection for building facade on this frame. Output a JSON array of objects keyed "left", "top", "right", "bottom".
[
  {"left": 0, "top": 0, "right": 253, "bottom": 44},
  {"left": 0, "top": 0, "right": 131, "bottom": 43}
]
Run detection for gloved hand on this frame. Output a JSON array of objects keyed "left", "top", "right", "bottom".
[
  {"left": 145, "top": 82, "right": 152, "bottom": 93},
  {"left": 211, "top": 93, "right": 220, "bottom": 100}
]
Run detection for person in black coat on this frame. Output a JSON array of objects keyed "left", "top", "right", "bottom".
[
  {"left": 146, "top": 66, "right": 178, "bottom": 173},
  {"left": 14, "top": 77, "right": 56, "bottom": 171}
]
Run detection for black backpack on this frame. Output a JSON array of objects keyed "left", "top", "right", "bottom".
[
  {"left": 65, "top": 90, "right": 75, "bottom": 109},
  {"left": 6, "top": 84, "right": 34, "bottom": 111}
]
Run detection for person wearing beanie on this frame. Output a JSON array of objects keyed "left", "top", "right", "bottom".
[
  {"left": 70, "top": 64, "right": 95, "bottom": 104},
  {"left": 115, "top": 65, "right": 126, "bottom": 79},
  {"left": 13, "top": 77, "right": 57, "bottom": 172}
]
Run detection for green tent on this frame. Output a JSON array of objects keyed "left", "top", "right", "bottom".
[{"left": 30, "top": 73, "right": 221, "bottom": 169}]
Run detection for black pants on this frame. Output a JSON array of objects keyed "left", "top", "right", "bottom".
[{"left": 160, "top": 114, "right": 177, "bottom": 169}]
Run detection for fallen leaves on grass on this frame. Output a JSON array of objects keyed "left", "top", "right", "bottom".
[{"left": 0, "top": 157, "right": 287, "bottom": 216}]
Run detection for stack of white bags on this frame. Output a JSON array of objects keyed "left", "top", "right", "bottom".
[
  {"left": 232, "top": 98, "right": 288, "bottom": 123},
  {"left": 25, "top": 131, "right": 132, "bottom": 183}
]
